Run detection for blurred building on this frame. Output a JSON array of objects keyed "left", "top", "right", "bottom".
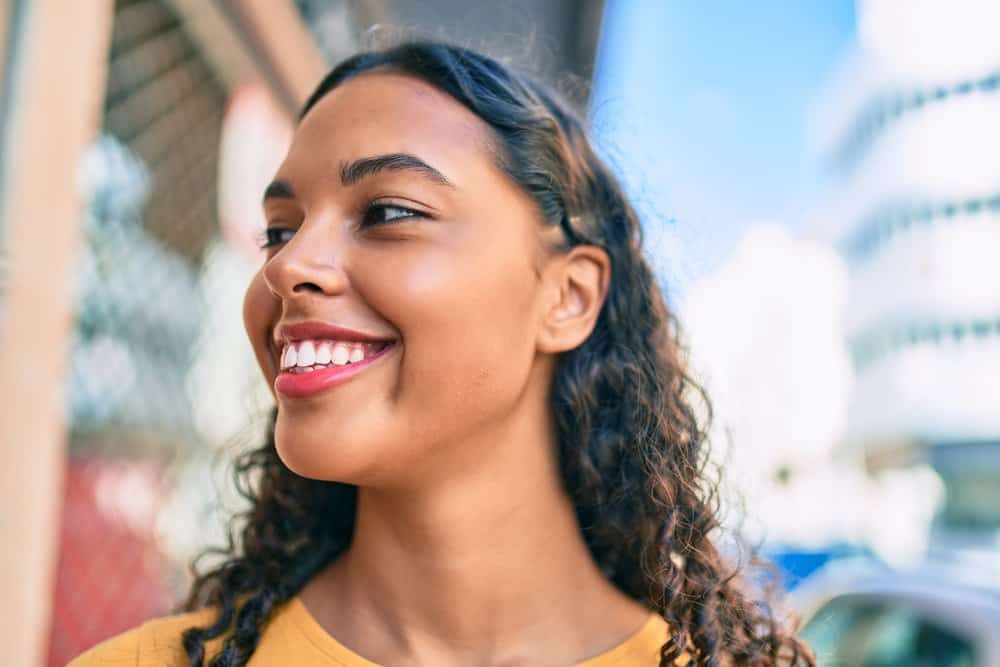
[
  {"left": 297, "top": 0, "right": 604, "bottom": 95},
  {"left": 812, "top": 0, "right": 1000, "bottom": 560}
]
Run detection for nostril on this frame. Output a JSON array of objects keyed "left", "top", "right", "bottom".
[{"left": 293, "top": 282, "right": 324, "bottom": 294}]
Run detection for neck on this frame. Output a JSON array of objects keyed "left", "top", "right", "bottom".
[{"left": 301, "top": 383, "right": 649, "bottom": 665}]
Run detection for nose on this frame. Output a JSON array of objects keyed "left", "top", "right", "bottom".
[{"left": 261, "top": 224, "right": 349, "bottom": 301}]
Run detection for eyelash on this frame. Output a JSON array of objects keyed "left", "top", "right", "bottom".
[
  {"left": 258, "top": 227, "right": 294, "bottom": 250},
  {"left": 361, "top": 203, "right": 422, "bottom": 227},
  {"left": 258, "top": 203, "right": 424, "bottom": 250}
]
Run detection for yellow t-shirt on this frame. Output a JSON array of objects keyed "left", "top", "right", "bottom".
[{"left": 68, "top": 596, "right": 693, "bottom": 666}]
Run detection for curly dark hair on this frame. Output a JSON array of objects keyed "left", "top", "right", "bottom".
[{"left": 180, "top": 40, "right": 814, "bottom": 666}]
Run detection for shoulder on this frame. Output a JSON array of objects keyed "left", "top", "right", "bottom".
[
  {"left": 579, "top": 613, "right": 695, "bottom": 666},
  {"left": 67, "top": 606, "right": 222, "bottom": 667}
]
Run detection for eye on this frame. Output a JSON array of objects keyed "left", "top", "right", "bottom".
[
  {"left": 362, "top": 203, "right": 422, "bottom": 227},
  {"left": 258, "top": 227, "right": 295, "bottom": 250}
]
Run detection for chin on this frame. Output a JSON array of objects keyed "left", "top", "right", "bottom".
[{"left": 273, "top": 415, "right": 387, "bottom": 485}]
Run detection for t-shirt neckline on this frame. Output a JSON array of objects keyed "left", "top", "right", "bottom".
[{"left": 284, "top": 595, "right": 665, "bottom": 666}]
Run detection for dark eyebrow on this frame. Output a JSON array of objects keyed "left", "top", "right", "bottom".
[
  {"left": 261, "top": 153, "right": 452, "bottom": 206},
  {"left": 261, "top": 180, "right": 295, "bottom": 206},
  {"left": 339, "top": 153, "right": 453, "bottom": 188}
]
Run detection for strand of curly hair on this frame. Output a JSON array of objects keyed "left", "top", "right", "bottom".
[{"left": 181, "top": 41, "right": 815, "bottom": 667}]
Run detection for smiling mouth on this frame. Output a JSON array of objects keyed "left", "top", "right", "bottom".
[{"left": 273, "top": 340, "right": 398, "bottom": 399}]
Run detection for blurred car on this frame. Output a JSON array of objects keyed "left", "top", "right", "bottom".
[
  {"left": 762, "top": 542, "right": 879, "bottom": 591},
  {"left": 790, "top": 559, "right": 1000, "bottom": 666}
]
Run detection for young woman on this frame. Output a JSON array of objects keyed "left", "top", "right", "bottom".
[{"left": 71, "top": 41, "right": 813, "bottom": 666}]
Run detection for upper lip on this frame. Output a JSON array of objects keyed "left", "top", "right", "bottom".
[{"left": 274, "top": 321, "right": 397, "bottom": 350}]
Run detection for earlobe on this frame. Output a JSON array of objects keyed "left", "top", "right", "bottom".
[{"left": 537, "top": 245, "right": 610, "bottom": 354}]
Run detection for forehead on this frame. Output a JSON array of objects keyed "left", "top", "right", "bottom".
[{"left": 289, "top": 72, "right": 496, "bottom": 178}]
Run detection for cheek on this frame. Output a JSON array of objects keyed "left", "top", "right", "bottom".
[
  {"left": 363, "top": 243, "right": 539, "bottom": 417},
  {"left": 243, "top": 269, "right": 280, "bottom": 381}
]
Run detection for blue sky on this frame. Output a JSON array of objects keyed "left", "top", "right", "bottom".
[{"left": 590, "top": 1, "right": 856, "bottom": 299}]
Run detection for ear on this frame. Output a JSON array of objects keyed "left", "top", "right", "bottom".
[{"left": 537, "top": 245, "right": 611, "bottom": 354}]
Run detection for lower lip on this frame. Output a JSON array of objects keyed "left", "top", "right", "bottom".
[{"left": 274, "top": 343, "right": 397, "bottom": 399}]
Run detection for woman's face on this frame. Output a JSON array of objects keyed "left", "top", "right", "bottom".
[{"left": 243, "top": 72, "right": 560, "bottom": 486}]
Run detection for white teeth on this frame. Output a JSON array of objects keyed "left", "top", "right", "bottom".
[
  {"left": 331, "top": 342, "right": 351, "bottom": 365},
  {"left": 297, "top": 340, "right": 316, "bottom": 366},
  {"left": 315, "top": 341, "right": 332, "bottom": 365},
  {"left": 281, "top": 338, "right": 389, "bottom": 371}
]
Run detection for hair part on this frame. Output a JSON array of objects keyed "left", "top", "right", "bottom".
[{"left": 182, "top": 40, "right": 814, "bottom": 667}]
